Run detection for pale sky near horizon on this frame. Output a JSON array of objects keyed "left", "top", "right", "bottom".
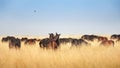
[{"left": 0, "top": 0, "right": 120, "bottom": 35}]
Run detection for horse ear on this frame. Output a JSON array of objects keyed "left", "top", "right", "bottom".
[
  {"left": 49, "top": 33, "right": 51, "bottom": 35},
  {"left": 56, "top": 32, "right": 58, "bottom": 35}
]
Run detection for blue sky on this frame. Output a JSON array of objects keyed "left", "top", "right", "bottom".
[{"left": 0, "top": 0, "right": 120, "bottom": 35}]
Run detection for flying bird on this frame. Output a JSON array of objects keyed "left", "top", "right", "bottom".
[{"left": 34, "top": 10, "right": 36, "bottom": 12}]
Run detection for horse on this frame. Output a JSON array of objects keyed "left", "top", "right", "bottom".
[
  {"left": 9, "top": 38, "right": 21, "bottom": 49},
  {"left": 110, "top": 34, "right": 120, "bottom": 40},
  {"left": 39, "top": 33, "right": 60, "bottom": 49},
  {"left": 24, "top": 39, "right": 36, "bottom": 45},
  {"left": 1, "top": 36, "right": 15, "bottom": 42},
  {"left": 59, "top": 38, "right": 73, "bottom": 44},
  {"left": 21, "top": 37, "right": 28, "bottom": 42},
  {"left": 100, "top": 40, "right": 114, "bottom": 47},
  {"left": 98, "top": 36, "right": 108, "bottom": 42},
  {"left": 81, "top": 35, "right": 98, "bottom": 41},
  {"left": 39, "top": 38, "right": 49, "bottom": 48},
  {"left": 71, "top": 38, "right": 89, "bottom": 46},
  {"left": 47, "top": 38, "right": 58, "bottom": 49},
  {"left": 54, "top": 33, "right": 60, "bottom": 46},
  {"left": 47, "top": 33, "right": 60, "bottom": 49}
]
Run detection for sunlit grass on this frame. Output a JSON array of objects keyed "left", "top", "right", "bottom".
[{"left": 0, "top": 36, "right": 120, "bottom": 68}]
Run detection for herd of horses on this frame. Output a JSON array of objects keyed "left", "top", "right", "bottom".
[{"left": 1, "top": 33, "right": 120, "bottom": 50}]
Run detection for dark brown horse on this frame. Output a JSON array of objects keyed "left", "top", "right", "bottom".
[
  {"left": 9, "top": 38, "right": 21, "bottom": 49},
  {"left": 47, "top": 39, "right": 58, "bottom": 49},
  {"left": 39, "top": 33, "right": 60, "bottom": 49},
  {"left": 81, "top": 35, "right": 98, "bottom": 41},
  {"left": 47, "top": 33, "right": 60, "bottom": 49}
]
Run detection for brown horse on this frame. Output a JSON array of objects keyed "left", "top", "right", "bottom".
[
  {"left": 47, "top": 39, "right": 58, "bottom": 49},
  {"left": 98, "top": 36, "right": 108, "bottom": 42},
  {"left": 24, "top": 39, "right": 36, "bottom": 45},
  {"left": 100, "top": 40, "right": 114, "bottom": 47},
  {"left": 47, "top": 33, "right": 60, "bottom": 49}
]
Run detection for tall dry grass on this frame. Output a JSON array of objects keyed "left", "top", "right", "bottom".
[{"left": 0, "top": 36, "right": 120, "bottom": 68}]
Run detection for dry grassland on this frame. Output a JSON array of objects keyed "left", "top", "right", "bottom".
[{"left": 0, "top": 36, "right": 120, "bottom": 68}]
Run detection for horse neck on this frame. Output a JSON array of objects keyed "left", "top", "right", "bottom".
[{"left": 54, "top": 35, "right": 59, "bottom": 40}]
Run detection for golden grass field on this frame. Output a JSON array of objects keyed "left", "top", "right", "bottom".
[{"left": 0, "top": 35, "right": 120, "bottom": 68}]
